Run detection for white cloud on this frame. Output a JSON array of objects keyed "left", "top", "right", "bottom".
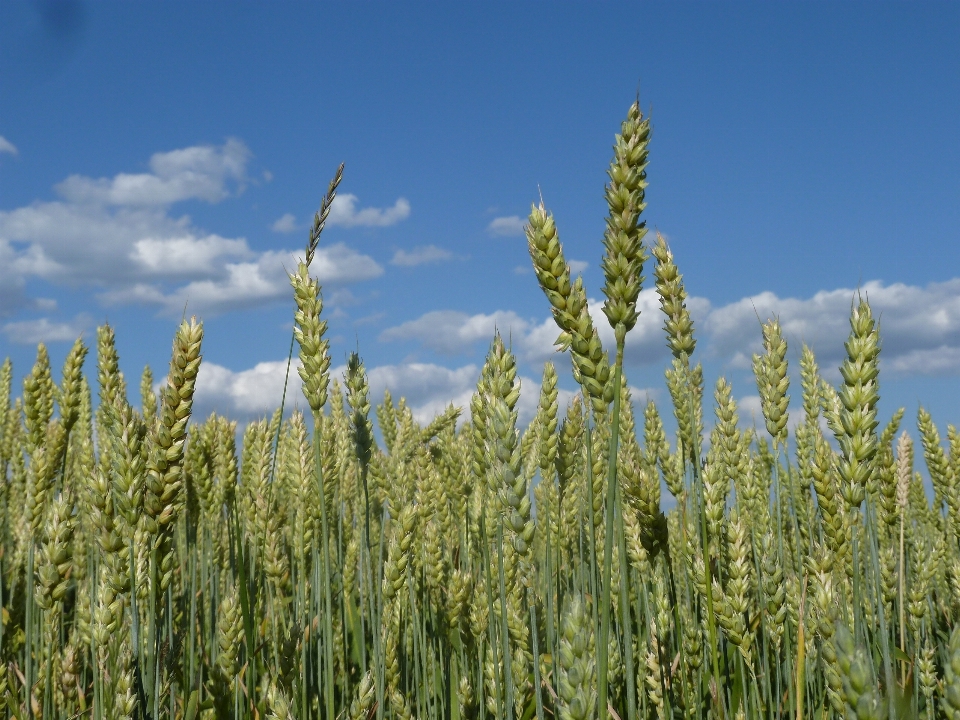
[
  {"left": 378, "top": 292, "right": 683, "bottom": 367},
  {"left": 568, "top": 259, "right": 588, "bottom": 274},
  {"left": 0, "top": 136, "right": 17, "bottom": 156},
  {"left": 703, "top": 279, "right": 960, "bottom": 375},
  {"left": 130, "top": 235, "right": 252, "bottom": 276},
  {"left": 885, "top": 346, "right": 960, "bottom": 376},
  {"left": 195, "top": 357, "right": 479, "bottom": 424},
  {"left": 737, "top": 395, "right": 764, "bottom": 428},
  {"left": 311, "top": 243, "right": 385, "bottom": 284},
  {"left": 271, "top": 213, "right": 298, "bottom": 233},
  {"left": 361, "top": 363, "right": 480, "bottom": 425},
  {"left": 0, "top": 143, "right": 383, "bottom": 316},
  {"left": 195, "top": 356, "right": 574, "bottom": 428},
  {"left": 0, "top": 240, "right": 30, "bottom": 316},
  {"left": 195, "top": 359, "right": 303, "bottom": 416},
  {"left": 390, "top": 245, "right": 453, "bottom": 267},
  {"left": 488, "top": 216, "right": 526, "bottom": 237},
  {"left": 380, "top": 277, "right": 960, "bottom": 378},
  {"left": 56, "top": 139, "right": 250, "bottom": 207},
  {"left": 100, "top": 244, "right": 383, "bottom": 316},
  {"left": 380, "top": 310, "right": 538, "bottom": 356},
  {"left": 328, "top": 194, "right": 410, "bottom": 228},
  {"left": 2, "top": 314, "right": 91, "bottom": 345}
]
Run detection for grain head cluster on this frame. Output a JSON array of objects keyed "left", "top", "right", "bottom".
[{"left": 1, "top": 102, "right": 959, "bottom": 720}]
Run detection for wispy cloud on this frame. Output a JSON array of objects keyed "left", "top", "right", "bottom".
[
  {"left": 329, "top": 194, "right": 410, "bottom": 228},
  {"left": 271, "top": 213, "right": 298, "bottom": 233},
  {"left": 380, "top": 310, "right": 536, "bottom": 356},
  {"left": 390, "top": 245, "right": 453, "bottom": 267},
  {"left": 0, "top": 136, "right": 17, "bottom": 156},
  {"left": 487, "top": 215, "right": 525, "bottom": 237},
  {"left": 2, "top": 314, "right": 92, "bottom": 345}
]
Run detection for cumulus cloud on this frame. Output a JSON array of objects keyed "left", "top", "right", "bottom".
[
  {"left": 195, "top": 357, "right": 480, "bottom": 424},
  {"left": 195, "top": 355, "right": 578, "bottom": 428},
  {"left": 703, "top": 279, "right": 960, "bottom": 375},
  {"left": 0, "top": 141, "right": 385, "bottom": 317},
  {"left": 195, "top": 360, "right": 302, "bottom": 417},
  {"left": 390, "top": 245, "right": 453, "bottom": 267},
  {"left": 488, "top": 216, "right": 526, "bottom": 237},
  {"left": 0, "top": 241, "right": 30, "bottom": 316},
  {"left": 2, "top": 314, "right": 92, "bottom": 345},
  {"left": 328, "top": 194, "right": 410, "bottom": 228},
  {"left": 380, "top": 278, "right": 960, "bottom": 378},
  {"left": 361, "top": 363, "right": 480, "bottom": 424},
  {"left": 568, "top": 260, "right": 588, "bottom": 274},
  {"left": 0, "top": 136, "right": 17, "bottom": 156},
  {"left": 100, "top": 244, "right": 382, "bottom": 315},
  {"left": 56, "top": 139, "right": 250, "bottom": 206},
  {"left": 271, "top": 213, "right": 298, "bottom": 233},
  {"left": 378, "top": 291, "right": 690, "bottom": 367},
  {"left": 130, "top": 235, "right": 252, "bottom": 276}
]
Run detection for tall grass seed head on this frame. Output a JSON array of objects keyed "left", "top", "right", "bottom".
[
  {"left": 895, "top": 431, "right": 912, "bottom": 510},
  {"left": 526, "top": 205, "right": 612, "bottom": 411},
  {"left": 145, "top": 317, "right": 203, "bottom": 533},
  {"left": 346, "top": 351, "right": 374, "bottom": 466},
  {"left": 305, "top": 162, "right": 344, "bottom": 268},
  {"left": 837, "top": 298, "right": 880, "bottom": 510},
  {"left": 24, "top": 342, "right": 55, "bottom": 450},
  {"left": 526, "top": 203, "right": 575, "bottom": 318},
  {"left": 292, "top": 260, "right": 331, "bottom": 415},
  {"left": 0, "top": 357, "right": 11, "bottom": 460},
  {"left": 601, "top": 101, "right": 650, "bottom": 341},
  {"left": 97, "top": 323, "right": 123, "bottom": 415},
  {"left": 753, "top": 318, "right": 790, "bottom": 446},
  {"left": 652, "top": 232, "right": 696, "bottom": 359},
  {"left": 535, "top": 363, "right": 560, "bottom": 477},
  {"left": 558, "top": 597, "right": 597, "bottom": 720},
  {"left": 59, "top": 337, "right": 88, "bottom": 435},
  {"left": 140, "top": 364, "right": 157, "bottom": 427}
]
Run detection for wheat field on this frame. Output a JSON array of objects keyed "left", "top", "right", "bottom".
[{"left": 1, "top": 101, "right": 958, "bottom": 720}]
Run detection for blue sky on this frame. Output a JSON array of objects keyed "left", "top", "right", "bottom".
[{"left": 2, "top": 1, "right": 959, "bottom": 437}]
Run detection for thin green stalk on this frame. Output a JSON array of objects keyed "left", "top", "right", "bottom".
[
  {"left": 188, "top": 548, "right": 198, "bottom": 693},
  {"left": 312, "top": 417, "right": 336, "bottom": 720},
  {"left": 774, "top": 449, "right": 797, "bottom": 720},
  {"left": 25, "top": 541, "right": 34, "bottom": 716},
  {"left": 270, "top": 332, "right": 296, "bottom": 484},
  {"left": 598, "top": 348, "right": 624, "bottom": 717},
  {"left": 582, "top": 418, "right": 600, "bottom": 648},
  {"left": 663, "top": 548, "right": 690, "bottom": 713},
  {"left": 528, "top": 587, "right": 545, "bottom": 720},
  {"left": 544, "top": 521, "right": 558, "bottom": 698},
  {"left": 864, "top": 498, "right": 896, "bottom": 719},
  {"left": 615, "top": 488, "right": 637, "bottom": 720}
]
